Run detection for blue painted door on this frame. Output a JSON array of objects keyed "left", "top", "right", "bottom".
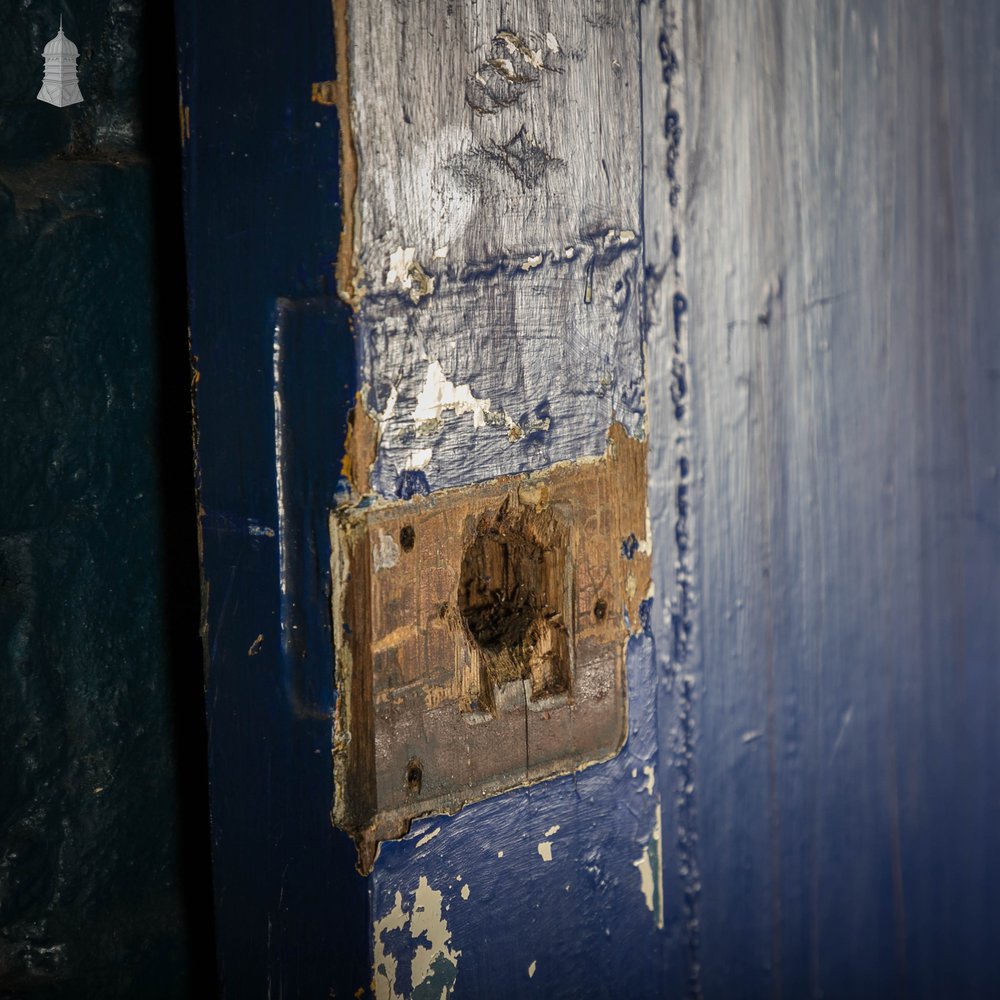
[{"left": 176, "top": 1, "right": 1000, "bottom": 997}]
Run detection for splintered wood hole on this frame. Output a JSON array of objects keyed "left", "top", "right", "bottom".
[
  {"left": 399, "top": 524, "right": 415, "bottom": 552},
  {"left": 594, "top": 598, "right": 608, "bottom": 622},
  {"left": 457, "top": 499, "right": 570, "bottom": 708}
]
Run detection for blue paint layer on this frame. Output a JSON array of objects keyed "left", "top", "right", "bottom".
[
  {"left": 371, "top": 630, "right": 679, "bottom": 999},
  {"left": 175, "top": 0, "right": 368, "bottom": 994}
]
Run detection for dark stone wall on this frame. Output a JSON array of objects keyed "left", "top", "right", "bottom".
[{"left": 0, "top": 1, "right": 212, "bottom": 995}]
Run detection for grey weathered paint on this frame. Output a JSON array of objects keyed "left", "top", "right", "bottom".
[{"left": 344, "top": 0, "right": 645, "bottom": 495}]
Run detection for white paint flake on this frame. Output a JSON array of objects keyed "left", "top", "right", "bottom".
[
  {"left": 379, "top": 384, "right": 399, "bottom": 425},
  {"left": 544, "top": 824, "right": 561, "bottom": 837},
  {"left": 433, "top": 245, "right": 449, "bottom": 259},
  {"left": 372, "top": 878, "right": 461, "bottom": 1000},
  {"left": 545, "top": 32, "right": 560, "bottom": 52},
  {"left": 403, "top": 447, "right": 433, "bottom": 471},
  {"left": 497, "top": 850, "right": 504, "bottom": 858},
  {"left": 386, "top": 246, "right": 415, "bottom": 287},
  {"left": 537, "top": 841, "right": 553, "bottom": 862},
  {"left": 373, "top": 531, "right": 400, "bottom": 572},
  {"left": 386, "top": 246, "right": 436, "bottom": 304},
  {"left": 414, "top": 361, "right": 492, "bottom": 429},
  {"left": 641, "top": 765, "right": 655, "bottom": 796},
  {"left": 372, "top": 891, "right": 407, "bottom": 999},
  {"left": 521, "top": 253, "right": 544, "bottom": 271},
  {"left": 460, "top": 883, "right": 470, "bottom": 901},
  {"left": 489, "top": 56, "right": 517, "bottom": 80},
  {"left": 415, "top": 826, "right": 441, "bottom": 848},
  {"left": 633, "top": 804, "right": 664, "bottom": 929},
  {"left": 410, "top": 877, "right": 461, "bottom": 995},
  {"left": 528, "top": 960, "right": 538, "bottom": 978}
]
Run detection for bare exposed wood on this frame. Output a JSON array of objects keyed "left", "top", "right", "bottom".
[{"left": 331, "top": 427, "right": 649, "bottom": 871}]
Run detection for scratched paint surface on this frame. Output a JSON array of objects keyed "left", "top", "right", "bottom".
[
  {"left": 344, "top": 0, "right": 645, "bottom": 496},
  {"left": 647, "top": 2, "right": 1000, "bottom": 997}
]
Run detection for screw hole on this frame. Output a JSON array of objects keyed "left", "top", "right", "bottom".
[
  {"left": 405, "top": 758, "right": 423, "bottom": 794},
  {"left": 594, "top": 599, "right": 608, "bottom": 622},
  {"left": 400, "top": 524, "right": 415, "bottom": 552}
]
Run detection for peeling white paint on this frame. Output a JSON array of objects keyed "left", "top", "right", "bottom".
[
  {"left": 544, "top": 824, "right": 561, "bottom": 837},
  {"left": 415, "top": 826, "right": 441, "bottom": 848},
  {"left": 372, "top": 891, "right": 407, "bottom": 1000},
  {"left": 414, "top": 361, "right": 492, "bottom": 429},
  {"left": 641, "top": 765, "right": 655, "bottom": 796},
  {"left": 373, "top": 532, "right": 400, "bottom": 572},
  {"left": 386, "top": 245, "right": 415, "bottom": 287},
  {"left": 410, "top": 877, "right": 460, "bottom": 995},
  {"left": 741, "top": 729, "right": 763, "bottom": 744},
  {"left": 528, "top": 960, "right": 537, "bottom": 978},
  {"left": 379, "top": 384, "right": 399, "bottom": 425},
  {"left": 386, "top": 246, "right": 436, "bottom": 304},
  {"left": 537, "top": 841, "right": 553, "bottom": 862},
  {"left": 403, "top": 447, "right": 433, "bottom": 471},
  {"left": 433, "top": 245, "right": 449, "bottom": 259},
  {"left": 460, "top": 883, "right": 470, "bottom": 901},
  {"left": 601, "top": 227, "right": 639, "bottom": 249},
  {"left": 373, "top": 878, "right": 461, "bottom": 1000},
  {"left": 497, "top": 850, "right": 504, "bottom": 858},
  {"left": 521, "top": 253, "right": 544, "bottom": 271},
  {"left": 633, "top": 804, "right": 664, "bottom": 929},
  {"left": 545, "top": 32, "right": 560, "bottom": 52}
]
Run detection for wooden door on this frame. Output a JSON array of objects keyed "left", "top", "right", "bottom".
[{"left": 177, "top": 1, "right": 1000, "bottom": 997}]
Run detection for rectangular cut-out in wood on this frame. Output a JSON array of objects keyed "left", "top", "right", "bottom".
[{"left": 331, "top": 426, "right": 649, "bottom": 870}]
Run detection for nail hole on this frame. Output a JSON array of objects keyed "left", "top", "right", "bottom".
[
  {"left": 594, "top": 599, "right": 608, "bottom": 622},
  {"left": 405, "top": 758, "right": 423, "bottom": 794},
  {"left": 400, "top": 525, "right": 415, "bottom": 552}
]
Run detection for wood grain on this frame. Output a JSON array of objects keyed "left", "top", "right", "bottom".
[
  {"left": 331, "top": 427, "right": 650, "bottom": 870},
  {"left": 341, "top": 0, "right": 645, "bottom": 495},
  {"left": 644, "top": 2, "right": 1000, "bottom": 996}
]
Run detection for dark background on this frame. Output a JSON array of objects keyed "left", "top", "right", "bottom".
[{"left": 0, "top": 1, "right": 214, "bottom": 995}]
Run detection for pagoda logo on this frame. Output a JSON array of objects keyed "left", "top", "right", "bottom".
[{"left": 37, "top": 18, "right": 84, "bottom": 108}]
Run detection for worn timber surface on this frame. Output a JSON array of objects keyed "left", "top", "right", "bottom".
[
  {"left": 178, "top": 0, "right": 1000, "bottom": 996},
  {"left": 331, "top": 428, "right": 649, "bottom": 869},
  {"left": 342, "top": 0, "right": 644, "bottom": 496}
]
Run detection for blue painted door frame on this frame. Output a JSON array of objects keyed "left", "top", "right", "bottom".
[{"left": 176, "top": 1, "right": 1000, "bottom": 997}]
